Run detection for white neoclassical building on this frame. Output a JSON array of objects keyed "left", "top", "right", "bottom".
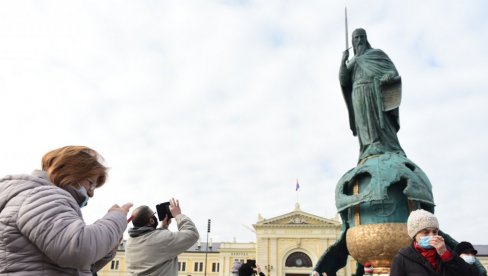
[{"left": 250, "top": 203, "right": 355, "bottom": 276}]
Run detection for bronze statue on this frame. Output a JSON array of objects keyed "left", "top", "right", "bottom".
[
  {"left": 312, "top": 27, "right": 487, "bottom": 276},
  {"left": 339, "top": 28, "right": 404, "bottom": 162}
]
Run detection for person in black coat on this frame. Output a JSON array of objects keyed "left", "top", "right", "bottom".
[
  {"left": 238, "top": 261, "right": 265, "bottom": 276},
  {"left": 390, "top": 209, "right": 479, "bottom": 276},
  {"left": 455, "top": 241, "right": 478, "bottom": 264},
  {"left": 455, "top": 241, "right": 487, "bottom": 276}
]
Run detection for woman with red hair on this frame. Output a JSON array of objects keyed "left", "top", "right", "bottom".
[{"left": 0, "top": 146, "right": 133, "bottom": 275}]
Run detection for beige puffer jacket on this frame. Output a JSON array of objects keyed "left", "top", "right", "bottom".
[{"left": 0, "top": 170, "right": 127, "bottom": 275}]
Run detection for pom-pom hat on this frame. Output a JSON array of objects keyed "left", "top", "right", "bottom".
[{"left": 407, "top": 209, "right": 439, "bottom": 239}]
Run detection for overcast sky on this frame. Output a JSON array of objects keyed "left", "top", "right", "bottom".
[{"left": 1, "top": 0, "right": 487, "bottom": 245}]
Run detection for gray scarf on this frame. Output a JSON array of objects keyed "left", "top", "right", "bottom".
[{"left": 128, "top": 226, "right": 155, "bottom": 238}]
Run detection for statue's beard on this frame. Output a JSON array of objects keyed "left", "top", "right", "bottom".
[{"left": 355, "top": 44, "right": 367, "bottom": 56}]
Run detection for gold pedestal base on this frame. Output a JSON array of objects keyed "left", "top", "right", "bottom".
[{"left": 346, "top": 223, "right": 411, "bottom": 274}]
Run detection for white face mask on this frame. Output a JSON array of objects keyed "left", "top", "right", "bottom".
[
  {"left": 461, "top": 254, "right": 476, "bottom": 264},
  {"left": 77, "top": 186, "right": 89, "bottom": 208}
]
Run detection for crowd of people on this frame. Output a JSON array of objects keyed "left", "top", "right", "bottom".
[{"left": 0, "top": 146, "right": 486, "bottom": 276}]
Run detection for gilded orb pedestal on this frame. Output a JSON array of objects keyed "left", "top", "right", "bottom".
[
  {"left": 346, "top": 223, "right": 411, "bottom": 274},
  {"left": 336, "top": 153, "right": 434, "bottom": 275}
]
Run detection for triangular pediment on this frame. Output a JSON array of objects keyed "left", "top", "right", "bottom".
[{"left": 253, "top": 208, "right": 340, "bottom": 227}]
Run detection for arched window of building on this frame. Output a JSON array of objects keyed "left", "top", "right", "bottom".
[{"left": 285, "top": 252, "right": 312, "bottom": 267}]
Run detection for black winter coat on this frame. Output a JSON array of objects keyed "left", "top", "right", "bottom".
[
  {"left": 238, "top": 263, "right": 265, "bottom": 276},
  {"left": 390, "top": 245, "right": 478, "bottom": 276}
]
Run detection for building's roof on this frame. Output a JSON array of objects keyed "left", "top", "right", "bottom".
[
  {"left": 117, "top": 240, "right": 222, "bottom": 252},
  {"left": 186, "top": 242, "right": 221, "bottom": 253},
  {"left": 116, "top": 239, "right": 488, "bottom": 256},
  {"left": 474, "top": 245, "right": 488, "bottom": 256}
]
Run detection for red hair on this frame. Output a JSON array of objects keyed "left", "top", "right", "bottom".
[{"left": 41, "top": 146, "right": 108, "bottom": 188}]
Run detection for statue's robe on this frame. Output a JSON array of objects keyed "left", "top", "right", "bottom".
[{"left": 340, "top": 48, "right": 404, "bottom": 162}]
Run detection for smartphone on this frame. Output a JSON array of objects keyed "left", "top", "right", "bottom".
[{"left": 156, "top": 202, "right": 173, "bottom": 221}]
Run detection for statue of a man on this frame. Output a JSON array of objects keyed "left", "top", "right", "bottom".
[
  {"left": 313, "top": 28, "right": 440, "bottom": 276},
  {"left": 339, "top": 28, "right": 404, "bottom": 161}
]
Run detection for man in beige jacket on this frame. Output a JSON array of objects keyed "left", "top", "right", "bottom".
[{"left": 125, "top": 198, "right": 199, "bottom": 276}]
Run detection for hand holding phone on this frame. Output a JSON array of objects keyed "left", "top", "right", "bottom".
[
  {"left": 168, "top": 198, "right": 181, "bottom": 217},
  {"left": 156, "top": 198, "right": 182, "bottom": 221}
]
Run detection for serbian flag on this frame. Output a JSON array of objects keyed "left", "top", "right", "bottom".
[{"left": 296, "top": 179, "right": 300, "bottom": 191}]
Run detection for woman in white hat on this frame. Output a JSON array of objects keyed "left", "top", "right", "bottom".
[{"left": 390, "top": 209, "right": 479, "bottom": 276}]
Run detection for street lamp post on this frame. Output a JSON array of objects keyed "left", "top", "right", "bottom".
[{"left": 204, "top": 219, "right": 211, "bottom": 276}]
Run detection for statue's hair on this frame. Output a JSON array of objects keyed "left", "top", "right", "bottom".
[
  {"left": 352, "top": 28, "right": 367, "bottom": 37},
  {"left": 42, "top": 146, "right": 107, "bottom": 189},
  {"left": 132, "top": 205, "right": 154, "bottom": 227}
]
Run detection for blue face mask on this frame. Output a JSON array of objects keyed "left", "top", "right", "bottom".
[
  {"left": 461, "top": 255, "right": 476, "bottom": 264},
  {"left": 77, "top": 186, "right": 89, "bottom": 208},
  {"left": 419, "top": 236, "right": 433, "bottom": 249}
]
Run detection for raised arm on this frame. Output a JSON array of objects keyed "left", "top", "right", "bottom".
[{"left": 18, "top": 188, "right": 131, "bottom": 269}]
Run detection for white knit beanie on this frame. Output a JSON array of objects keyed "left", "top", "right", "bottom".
[{"left": 407, "top": 209, "right": 439, "bottom": 238}]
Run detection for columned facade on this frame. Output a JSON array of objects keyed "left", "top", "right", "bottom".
[{"left": 253, "top": 203, "right": 354, "bottom": 276}]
